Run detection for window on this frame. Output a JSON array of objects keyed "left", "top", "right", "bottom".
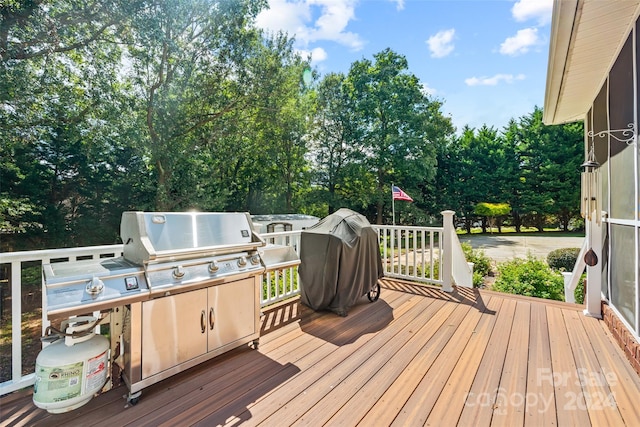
[{"left": 610, "top": 224, "right": 636, "bottom": 327}]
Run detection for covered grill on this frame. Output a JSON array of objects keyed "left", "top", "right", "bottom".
[
  {"left": 42, "top": 211, "right": 299, "bottom": 406},
  {"left": 298, "top": 208, "right": 383, "bottom": 316}
]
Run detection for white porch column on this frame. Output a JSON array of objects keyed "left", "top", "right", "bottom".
[
  {"left": 584, "top": 212, "right": 603, "bottom": 318},
  {"left": 441, "top": 210, "right": 454, "bottom": 293}
]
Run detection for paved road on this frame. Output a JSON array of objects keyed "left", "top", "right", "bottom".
[{"left": 458, "top": 234, "right": 585, "bottom": 263}]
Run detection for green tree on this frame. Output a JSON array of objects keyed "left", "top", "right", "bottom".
[
  {"left": 516, "top": 107, "right": 582, "bottom": 231},
  {"left": 242, "top": 34, "right": 312, "bottom": 213},
  {"left": 474, "top": 202, "right": 511, "bottom": 233},
  {"left": 1, "top": 0, "right": 151, "bottom": 249},
  {"left": 308, "top": 72, "right": 370, "bottom": 215},
  {"left": 344, "top": 48, "right": 453, "bottom": 224},
  {"left": 501, "top": 119, "right": 526, "bottom": 231},
  {"left": 124, "top": 0, "right": 268, "bottom": 210},
  {"left": 441, "top": 125, "right": 506, "bottom": 232},
  {"left": 0, "top": 0, "right": 143, "bottom": 62}
]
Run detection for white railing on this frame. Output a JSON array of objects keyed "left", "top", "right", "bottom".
[
  {"left": 0, "top": 213, "right": 469, "bottom": 396},
  {"left": 260, "top": 231, "right": 301, "bottom": 307},
  {"left": 377, "top": 225, "right": 444, "bottom": 286},
  {"left": 562, "top": 239, "right": 588, "bottom": 304},
  {"left": 375, "top": 210, "right": 473, "bottom": 290}
]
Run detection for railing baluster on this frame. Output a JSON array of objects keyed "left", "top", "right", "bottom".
[
  {"left": 11, "top": 261, "right": 22, "bottom": 385},
  {"left": 421, "top": 230, "right": 426, "bottom": 280},
  {"left": 413, "top": 229, "right": 417, "bottom": 278},
  {"left": 390, "top": 230, "right": 395, "bottom": 275},
  {"left": 437, "top": 230, "right": 443, "bottom": 280},
  {"left": 41, "top": 257, "right": 51, "bottom": 336},
  {"left": 431, "top": 232, "right": 435, "bottom": 280}
]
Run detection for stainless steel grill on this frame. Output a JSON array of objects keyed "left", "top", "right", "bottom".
[{"left": 42, "top": 211, "right": 299, "bottom": 406}]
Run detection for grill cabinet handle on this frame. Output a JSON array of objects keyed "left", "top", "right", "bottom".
[
  {"left": 200, "top": 310, "right": 206, "bottom": 333},
  {"left": 209, "top": 307, "right": 215, "bottom": 330}
]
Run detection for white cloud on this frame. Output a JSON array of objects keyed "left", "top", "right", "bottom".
[
  {"left": 512, "top": 0, "right": 553, "bottom": 25},
  {"left": 256, "top": 0, "right": 364, "bottom": 51},
  {"left": 499, "top": 27, "right": 539, "bottom": 56},
  {"left": 297, "top": 47, "right": 328, "bottom": 63},
  {"left": 255, "top": 0, "right": 310, "bottom": 36},
  {"left": 421, "top": 83, "right": 437, "bottom": 96},
  {"left": 465, "top": 73, "right": 526, "bottom": 86},
  {"left": 390, "top": 0, "right": 405, "bottom": 11},
  {"left": 426, "top": 29, "right": 455, "bottom": 58}
]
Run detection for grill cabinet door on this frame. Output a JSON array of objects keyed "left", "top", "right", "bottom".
[
  {"left": 141, "top": 289, "right": 208, "bottom": 379},
  {"left": 207, "top": 278, "right": 256, "bottom": 350}
]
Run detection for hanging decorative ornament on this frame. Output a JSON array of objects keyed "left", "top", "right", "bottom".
[
  {"left": 580, "top": 137, "right": 601, "bottom": 225},
  {"left": 581, "top": 132, "right": 601, "bottom": 267},
  {"left": 584, "top": 248, "right": 598, "bottom": 267}
]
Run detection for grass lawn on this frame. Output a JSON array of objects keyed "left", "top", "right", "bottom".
[{"left": 456, "top": 226, "right": 585, "bottom": 237}]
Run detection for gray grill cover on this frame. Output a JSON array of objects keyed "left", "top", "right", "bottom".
[{"left": 299, "top": 208, "right": 383, "bottom": 316}]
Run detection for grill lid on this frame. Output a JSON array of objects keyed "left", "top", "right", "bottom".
[{"left": 120, "top": 211, "right": 265, "bottom": 265}]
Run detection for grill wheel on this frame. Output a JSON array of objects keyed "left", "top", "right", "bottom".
[{"left": 367, "top": 283, "right": 381, "bottom": 302}]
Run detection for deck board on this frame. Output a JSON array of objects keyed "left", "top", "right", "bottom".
[
  {"left": 356, "top": 297, "right": 461, "bottom": 426},
  {"left": 491, "top": 300, "right": 531, "bottom": 427},
  {"left": 255, "top": 293, "right": 429, "bottom": 426},
  {"left": 564, "top": 309, "right": 625, "bottom": 425},
  {"left": 546, "top": 305, "right": 593, "bottom": 426},
  {"left": 298, "top": 298, "right": 448, "bottom": 425},
  {"left": 581, "top": 313, "right": 640, "bottom": 425},
  {"left": 326, "top": 298, "right": 453, "bottom": 426},
  {"left": 457, "top": 298, "right": 516, "bottom": 426},
  {"left": 524, "top": 301, "right": 557, "bottom": 426},
  {"left": 390, "top": 294, "right": 490, "bottom": 425},
  {"left": 425, "top": 296, "right": 503, "bottom": 426},
  {"left": 2, "top": 279, "right": 640, "bottom": 427}
]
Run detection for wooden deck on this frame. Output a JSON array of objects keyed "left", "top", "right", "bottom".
[{"left": 3, "top": 279, "right": 640, "bottom": 426}]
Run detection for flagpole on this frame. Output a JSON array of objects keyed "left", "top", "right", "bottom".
[{"left": 391, "top": 183, "right": 395, "bottom": 226}]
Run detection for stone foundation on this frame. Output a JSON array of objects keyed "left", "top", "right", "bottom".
[{"left": 602, "top": 302, "right": 640, "bottom": 376}]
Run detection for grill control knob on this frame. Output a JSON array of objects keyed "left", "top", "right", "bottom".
[
  {"left": 250, "top": 254, "right": 261, "bottom": 265},
  {"left": 172, "top": 266, "right": 185, "bottom": 280},
  {"left": 237, "top": 257, "right": 247, "bottom": 268},
  {"left": 86, "top": 277, "right": 105, "bottom": 295},
  {"left": 208, "top": 261, "right": 219, "bottom": 274}
]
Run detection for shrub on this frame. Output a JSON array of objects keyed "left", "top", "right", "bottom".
[
  {"left": 461, "top": 242, "right": 492, "bottom": 278},
  {"left": 574, "top": 274, "right": 586, "bottom": 304},
  {"left": 492, "top": 256, "right": 564, "bottom": 301},
  {"left": 472, "top": 271, "right": 484, "bottom": 288},
  {"left": 547, "top": 247, "right": 580, "bottom": 271}
]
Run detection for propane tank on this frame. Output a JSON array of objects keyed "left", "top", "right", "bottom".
[{"left": 33, "top": 316, "right": 110, "bottom": 414}]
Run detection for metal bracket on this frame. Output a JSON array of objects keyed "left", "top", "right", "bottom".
[{"left": 588, "top": 123, "right": 636, "bottom": 145}]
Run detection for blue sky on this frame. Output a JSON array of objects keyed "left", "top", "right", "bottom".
[{"left": 255, "top": 0, "right": 553, "bottom": 133}]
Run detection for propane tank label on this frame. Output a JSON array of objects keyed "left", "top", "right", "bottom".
[
  {"left": 85, "top": 350, "right": 108, "bottom": 392},
  {"left": 34, "top": 361, "right": 83, "bottom": 402}
]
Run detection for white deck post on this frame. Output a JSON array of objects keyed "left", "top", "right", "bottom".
[
  {"left": 11, "top": 261, "right": 23, "bottom": 383},
  {"left": 441, "top": 210, "right": 454, "bottom": 293},
  {"left": 584, "top": 213, "right": 603, "bottom": 318}
]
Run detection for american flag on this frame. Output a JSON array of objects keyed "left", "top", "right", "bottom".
[{"left": 392, "top": 185, "right": 413, "bottom": 202}]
